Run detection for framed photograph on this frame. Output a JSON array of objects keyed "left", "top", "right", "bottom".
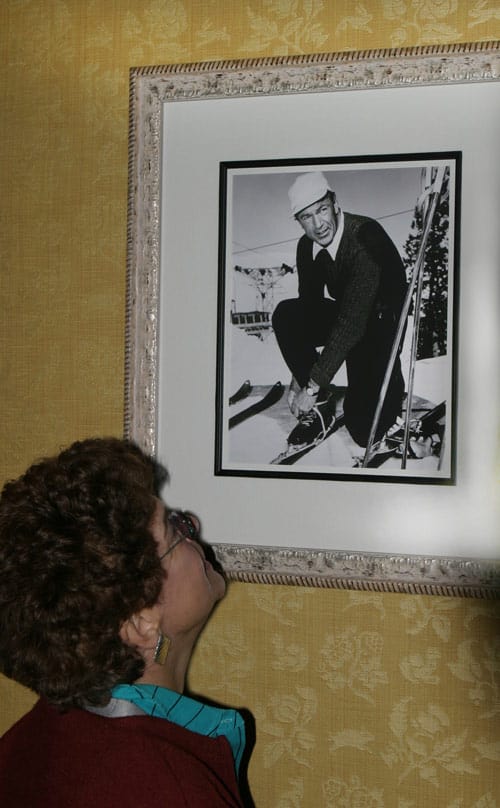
[
  {"left": 216, "top": 153, "right": 460, "bottom": 482},
  {"left": 125, "top": 43, "right": 500, "bottom": 596}
]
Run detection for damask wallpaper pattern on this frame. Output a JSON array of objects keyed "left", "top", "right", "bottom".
[
  {"left": 1, "top": 1, "right": 499, "bottom": 806},
  {"left": 190, "top": 585, "right": 500, "bottom": 805}
]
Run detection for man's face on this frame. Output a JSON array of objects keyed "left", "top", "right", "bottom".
[{"left": 296, "top": 194, "right": 336, "bottom": 247}]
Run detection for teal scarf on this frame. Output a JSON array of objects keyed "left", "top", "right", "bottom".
[{"left": 112, "top": 683, "right": 245, "bottom": 774}]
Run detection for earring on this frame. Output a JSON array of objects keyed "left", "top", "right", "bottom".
[{"left": 153, "top": 631, "right": 170, "bottom": 665}]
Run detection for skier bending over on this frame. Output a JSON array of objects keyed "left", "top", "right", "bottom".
[{"left": 272, "top": 171, "right": 408, "bottom": 450}]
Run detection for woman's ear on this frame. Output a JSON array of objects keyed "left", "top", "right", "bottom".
[{"left": 119, "top": 606, "right": 161, "bottom": 651}]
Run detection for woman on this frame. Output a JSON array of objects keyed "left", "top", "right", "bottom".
[{"left": 0, "top": 438, "right": 249, "bottom": 806}]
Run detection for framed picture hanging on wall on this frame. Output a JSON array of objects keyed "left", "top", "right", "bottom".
[{"left": 125, "top": 43, "right": 500, "bottom": 596}]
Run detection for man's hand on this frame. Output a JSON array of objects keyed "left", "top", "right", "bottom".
[
  {"left": 288, "top": 376, "right": 321, "bottom": 417},
  {"left": 290, "top": 387, "right": 318, "bottom": 418}
]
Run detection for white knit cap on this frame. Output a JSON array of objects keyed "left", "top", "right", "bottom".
[{"left": 288, "top": 172, "right": 332, "bottom": 216}]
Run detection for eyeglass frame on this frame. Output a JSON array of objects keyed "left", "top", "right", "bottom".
[{"left": 159, "top": 509, "right": 199, "bottom": 561}]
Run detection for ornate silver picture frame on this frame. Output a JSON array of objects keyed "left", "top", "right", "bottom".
[{"left": 124, "top": 43, "right": 500, "bottom": 597}]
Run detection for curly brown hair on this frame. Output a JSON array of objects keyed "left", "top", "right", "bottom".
[{"left": 0, "top": 438, "right": 168, "bottom": 710}]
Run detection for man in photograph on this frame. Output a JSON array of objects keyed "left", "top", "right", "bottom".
[{"left": 272, "top": 171, "right": 408, "bottom": 450}]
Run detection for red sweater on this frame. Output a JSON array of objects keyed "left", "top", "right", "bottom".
[{"left": 0, "top": 698, "right": 244, "bottom": 807}]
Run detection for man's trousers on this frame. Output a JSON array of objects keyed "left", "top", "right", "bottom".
[{"left": 272, "top": 297, "right": 406, "bottom": 447}]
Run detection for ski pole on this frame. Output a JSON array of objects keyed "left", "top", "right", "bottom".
[
  {"left": 362, "top": 166, "right": 446, "bottom": 468},
  {"left": 400, "top": 166, "right": 445, "bottom": 468}
]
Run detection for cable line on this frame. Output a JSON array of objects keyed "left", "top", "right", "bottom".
[{"left": 232, "top": 207, "right": 415, "bottom": 256}]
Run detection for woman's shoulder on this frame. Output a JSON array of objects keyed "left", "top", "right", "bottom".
[{"left": 0, "top": 698, "right": 243, "bottom": 807}]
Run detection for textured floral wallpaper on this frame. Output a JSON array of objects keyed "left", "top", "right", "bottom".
[
  {"left": 1, "top": 1, "right": 499, "bottom": 806},
  {"left": 190, "top": 584, "right": 500, "bottom": 806}
]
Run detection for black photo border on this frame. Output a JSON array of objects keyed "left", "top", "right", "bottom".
[{"left": 215, "top": 151, "right": 461, "bottom": 484}]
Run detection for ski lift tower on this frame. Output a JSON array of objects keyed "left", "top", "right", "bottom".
[{"left": 231, "top": 263, "right": 294, "bottom": 340}]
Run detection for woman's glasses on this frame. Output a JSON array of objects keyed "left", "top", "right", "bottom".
[{"left": 159, "top": 510, "right": 199, "bottom": 560}]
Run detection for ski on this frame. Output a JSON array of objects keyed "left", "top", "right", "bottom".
[
  {"left": 357, "top": 401, "right": 446, "bottom": 469},
  {"left": 229, "top": 379, "right": 253, "bottom": 405},
  {"left": 228, "top": 382, "right": 284, "bottom": 429},
  {"left": 271, "top": 414, "right": 345, "bottom": 465}
]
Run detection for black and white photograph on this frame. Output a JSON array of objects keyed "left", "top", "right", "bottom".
[{"left": 216, "top": 154, "right": 460, "bottom": 482}]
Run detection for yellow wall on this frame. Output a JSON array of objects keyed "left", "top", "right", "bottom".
[{"left": 1, "top": 1, "right": 499, "bottom": 805}]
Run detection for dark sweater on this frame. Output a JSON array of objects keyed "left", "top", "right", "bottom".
[
  {"left": 0, "top": 698, "right": 243, "bottom": 807},
  {"left": 297, "top": 212, "right": 407, "bottom": 388}
]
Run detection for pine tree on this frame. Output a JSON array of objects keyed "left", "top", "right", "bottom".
[{"left": 402, "top": 168, "right": 450, "bottom": 359}]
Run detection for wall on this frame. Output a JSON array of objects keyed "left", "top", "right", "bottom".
[{"left": 1, "top": 2, "right": 499, "bottom": 805}]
